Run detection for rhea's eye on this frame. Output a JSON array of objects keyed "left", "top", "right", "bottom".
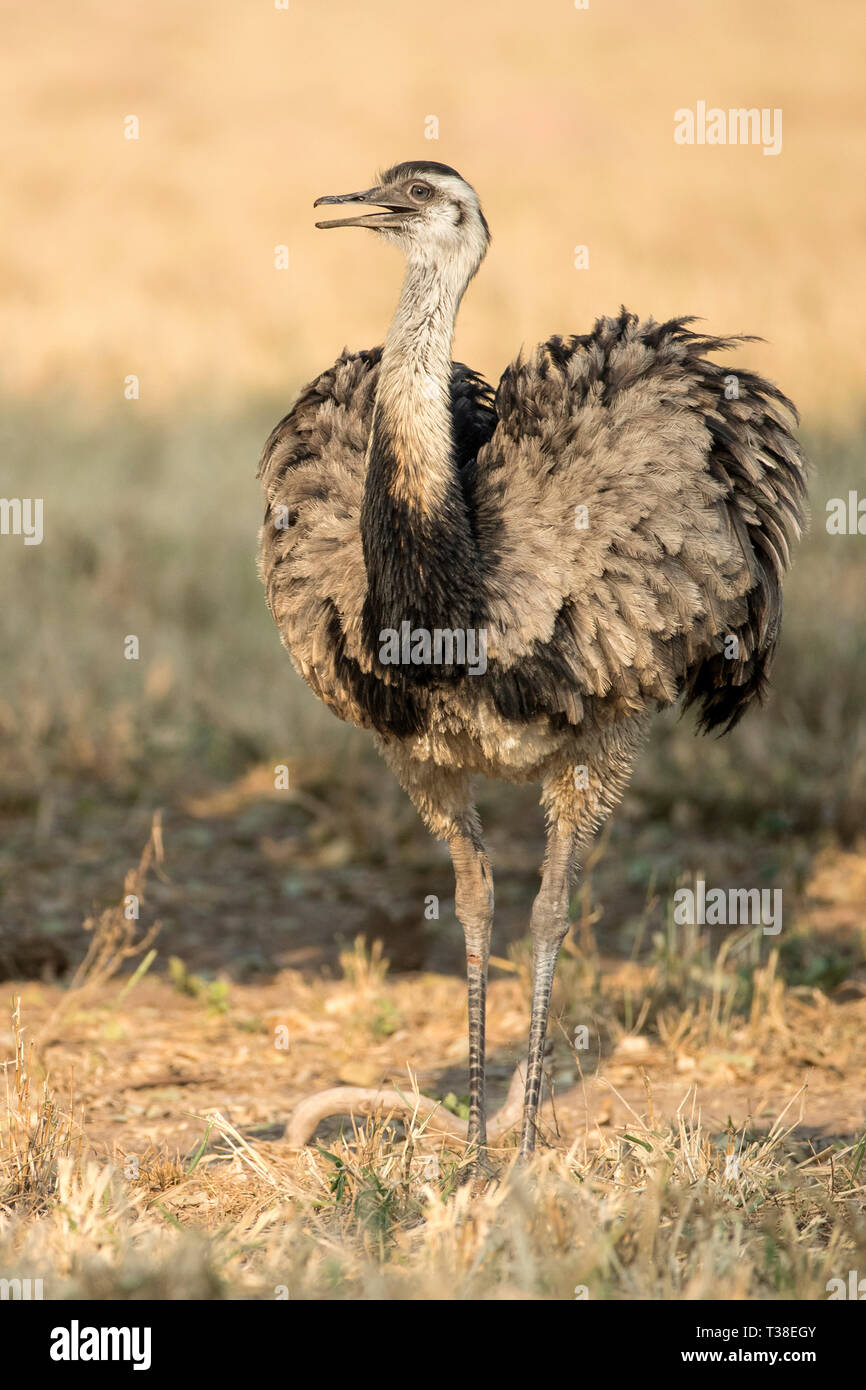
[{"left": 409, "top": 183, "right": 432, "bottom": 200}]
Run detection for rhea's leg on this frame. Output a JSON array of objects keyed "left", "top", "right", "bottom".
[
  {"left": 449, "top": 829, "right": 494, "bottom": 1151},
  {"left": 519, "top": 824, "right": 575, "bottom": 1159},
  {"left": 519, "top": 723, "right": 648, "bottom": 1158},
  {"left": 375, "top": 744, "right": 494, "bottom": 1157}
]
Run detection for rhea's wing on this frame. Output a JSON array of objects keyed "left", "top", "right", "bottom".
[
  {"left": 473, "top": 311, "right": 807, "bottom": 731},
  {"left": 258, "top": 349, "right": 499, "bottom": 735},
  {"left": 258, "top": 347, "right": 386, "bottom": 728}
]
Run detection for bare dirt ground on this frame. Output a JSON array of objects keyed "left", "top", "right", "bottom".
[
  {"left": 2, "top": 737, "right": 866, "bottom": 1299},
  {"left": 6, "top": 768, "right": 866, "bottom": 1164}
]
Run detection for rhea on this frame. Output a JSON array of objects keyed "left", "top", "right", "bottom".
[{"left": 258, "top": 162, "right": 806, "bottom": 1161}]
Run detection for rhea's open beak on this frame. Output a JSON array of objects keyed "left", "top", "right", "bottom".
[{"left": 314, "top": 184, "right": 417, "bottom": 230}]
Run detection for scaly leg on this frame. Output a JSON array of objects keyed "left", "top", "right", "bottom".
[
  {"left": 448, "top": 829, "right": 494, "bottom": 1153},
  {"left": 519, "top": 824, "right": 576, "bottom": 1159},
  {"left": 519, "top": 725, "right": 648, "bottom": 1158},
  {"left": 376, "top": 749, "right": 495, "bottom": 1161}
]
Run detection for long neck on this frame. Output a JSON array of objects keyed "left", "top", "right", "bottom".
[
  {"left": 373, "top": 262, "right": 462, "bottom": 514},
  {"left": 361, "top": 256, "right": 479, "bottom": 656}
]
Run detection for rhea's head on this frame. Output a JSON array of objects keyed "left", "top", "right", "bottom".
[{"left": 314, "top": 161, "right": 490, "bottom": 279}]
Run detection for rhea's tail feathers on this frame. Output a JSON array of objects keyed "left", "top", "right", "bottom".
[{"left": 666, "top": 318, "right": 809, "bottom": 735}]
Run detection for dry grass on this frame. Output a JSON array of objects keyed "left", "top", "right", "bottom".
[
  {"left": 2, "top": 827, "right": 866, "bottom": 1299},
  {"left": 1, "top": 1000, "right": 83, "bottom": 1210},
  {"left": 40, "top": 814, "right": 164, "bottom": 1041},
  {"left": 1, "top": 979, "right": 865, "bottom": 1299}
]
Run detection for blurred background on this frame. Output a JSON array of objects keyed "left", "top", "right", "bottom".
[{"left": 1, "top": 0, "right": 864, "bottom": 994}]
